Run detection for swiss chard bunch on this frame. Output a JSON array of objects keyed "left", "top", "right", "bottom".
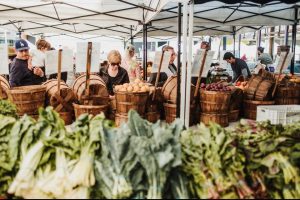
[{"left": 128, "top": 110, "right": 184, "bottom": 199}]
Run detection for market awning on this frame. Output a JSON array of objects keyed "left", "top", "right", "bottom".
[
  {"left": 135, "top": 1, "right": 299, "bottom": 37},
  {"left": 0, "top": 0, "right": 169, "bottom": 38}
]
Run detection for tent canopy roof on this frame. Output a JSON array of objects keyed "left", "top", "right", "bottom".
[
  {"left": 0, "top": 0, "right": 298, "bottom": 38},
  {"left": 135, "top": 1, "right": 299, "bottom": 37},
  {"left": 0, "top": 0, "right": 168, "bottom": 38}
]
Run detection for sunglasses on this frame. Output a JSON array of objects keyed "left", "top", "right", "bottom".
[{"left": 111, "top": 63, "right": 119, "bottom": 66}]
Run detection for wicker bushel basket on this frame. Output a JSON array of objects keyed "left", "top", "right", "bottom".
[
  {"left": 243, "top": 100, "right": 275, "bottom": 120},
  {"left": 0, "top": 76, "right": 10, "bottom": 99},
  {"left": 43, "top": 79, "right": 76, "bottom": 112},
  {"left": 275, "top": 86, "right": 300, "bottom": 105},
  {"left": 72, "top": 74, "right": 109, "bottom": 105},
  {"left": 200, "top": 113, "right": 229, "bottom": 127},
  {"left": 73, "top": 103, "right": 107, "bottom": 118},
  {"left": 8, "top": 85, "right": 46, "bottom": 115},
  {"left": 115, "top": 113, "right": 128, "bottom": 127},
  {"left": 229, "top": 110, "right": 240, "bottom": 122},
  {"left": 59, "top": 112, "right": 74, "bottom": 125},
  {"left": 162, "top": 75, "right": 196, "bottom": 104},
  {"left": 115, "top": 91, "right": 149, "bottom": 115},
  {"left": 164, "top": 103, "right": 196, "bottom": 125},
  {"left": 200, "top": 90, "right": 231, "bottom": 113}
]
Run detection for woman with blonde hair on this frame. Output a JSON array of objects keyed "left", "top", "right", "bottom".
[
  {"left": 121, "top": 44, "right": 141, "bottom": 82},
  {"left": 100, "top": 50, "right": 129, "bottom": 95}
]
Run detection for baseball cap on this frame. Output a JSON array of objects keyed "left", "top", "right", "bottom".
[{"left": 15, "top": 39, "right": 29, "bottom": 51}]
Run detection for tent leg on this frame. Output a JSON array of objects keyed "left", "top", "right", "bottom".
[
  {"left": 238, "top": 34, "right": 241, "bottom": 58},
  {"left": 181, "top": 2, "right": 188, "bottom": 124},
  {"left": 176, "top": 2, "right": 182, "bottom": 118},
  {"left": 143, "top": 24, "right": 148, "bottom": 81},
  {"left": 258, "top": 29, "right": 262, "bottom": 47},
  {"left": 269, "top": 27, "right": 275, "bottom": 59},
  {"left": 291, "top": 7, "right": 298, "bottom": 75},
  {"left": 223, "top": 36, "right": 227, "bottom": 51},
  {"left": 130, "top": 25, "right": 134, "bottom": 45},
  {"left": 233, "top": 26, "right": 236, "bottom": 56},
  {"left": 185, "top": 1, "right": 193, "bottom": 127},
  {"left": 284, "top": 25, "right": 289, "bottom": 46}
]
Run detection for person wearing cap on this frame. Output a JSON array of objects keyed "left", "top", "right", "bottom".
[
  {"left": 223, "top": 52, "right": 251, "bottom": 83},
  {"left": 9, "top": 39, "right": 45, "bottom": 87},
  {"left": 100, "top": 50, "right": 129, "bottom": 95},
  {"left": 148, "top": 45, "right": 177, "bottom": 87},
  {"left": 257, "top": 47, "right": 273, "bottom": 66}
]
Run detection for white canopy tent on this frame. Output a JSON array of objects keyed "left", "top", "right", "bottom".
[
  {"left": 135, "top": 1, "right": 299, "bottom": 37},
  {"left": 0, "top": 0, "right": 170, "bottom": 39}
]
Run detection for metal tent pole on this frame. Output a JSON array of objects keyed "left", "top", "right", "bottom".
[
  {"left": 143, "top": 23, "right": 148, "bottom": 81},
  {"left": 130, "top": 25, "right": 134, "bottom": 45},
  {"left": 269, "top": 27, "right": 275, "bottom": 59},
  {"left": 284, "top": 25, "right": 289, "bottom": 46},
  {"left": 291, "top": 7, "right": 298, "bottom": 74},
  {"left": 180, "top": 2, "right": 188, "bottom": 124},
  {"left": 223, "top": 36, "right": 227, "bottom": 51},
  {"left": 185, "top": 1, "right": 194, "bottom": 127},
  {"left": 238, "top": 34, "right": 242, "bottom": 58},
  {"left": 258, "top": 29, "right": 262, "bottom": 47},
  {"left": 233, "top": 26, "right": 236, "bottom": 56},
  {"left": 176, "top": 3, "right": 182, "bottom": 118}
]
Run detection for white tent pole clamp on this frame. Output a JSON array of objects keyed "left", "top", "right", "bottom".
[
  {"left": 185, "top": 1, "right": 194, "bottom": 127},
  {"left": 180, "top": 2, "right": 188, "bottom": 124}
]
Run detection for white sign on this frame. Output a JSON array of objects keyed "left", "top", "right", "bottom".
[
  {"left": 0, "top": 44, "right": 9, "bottom": 75},
  {"left": 76, "top": 42, "right": 100, "bottom": 73},
  {"left": 275, "top": 52, "right": 294, "bottom": 73},
  {"left": 192, "top": 49, "right": 215, "bottom": 77},
  {"left": 45, "top": 49, "right": 73, "bottom": 75},
  {"left": 151, "top": 51, "right": 172, "bottom": 73}
]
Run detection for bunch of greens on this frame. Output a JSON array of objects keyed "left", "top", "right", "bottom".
[
  {"left": 92, "top": 110, "right": 186, "bottom": 199},
  {"left": 8, "top": 107, "right": 67, "bottom": 198},
  {"left": 233, "top": 120, "right": 300, "bottom": 199},
  {"left": 0, "top": 100, "right": 17, "bottom": 118},
  {"left": 181, "top": 122, "right": 253, "bottom": 199},
  {"left": 127, "top": 110, "right": 185, "bottom": 199},
  {"left": 0, "top": 115, "right": 17, "bottom": 196}
]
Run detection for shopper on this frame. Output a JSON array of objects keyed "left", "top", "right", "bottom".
[
  {"left": 148, "top": 45, "right": 177, "bottom": 87},
  {"left": 9, "top": 39, "right": 44, "bottom": 87},
  {"left": 122, "top": 44, "right": 141, "bottom": 82},
  {"left": 100, "top": 50, "right": 129, "bottom": 95},
  {"left": 257, "top": 47, "right": 273, "bottom": 66},
  {"left": 28, "top": 39, "right": 50, "bottom": 73},
  {"left": 223, "top": 52, "right": 251, "bottom": 83}
]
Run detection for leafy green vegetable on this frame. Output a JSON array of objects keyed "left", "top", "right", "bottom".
[{"left": 0, "top": 100, "right": 17, "bottom": 118}]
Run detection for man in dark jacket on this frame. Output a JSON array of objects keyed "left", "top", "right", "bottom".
[
  {"left": 223, "top": 52, "right": 251, "bottom": 83},
  {"left": 9, "top": 39, "right": 45, "bottom": 87}
]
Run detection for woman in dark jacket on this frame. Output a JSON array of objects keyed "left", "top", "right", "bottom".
[{"left": 100, "top": 50, "right": 129, "bottom": 95}]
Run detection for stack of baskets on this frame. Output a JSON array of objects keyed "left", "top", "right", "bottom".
[
  {"left": 115, "top": 90, "right": 149, "bottom": 126},
  {"left": 43, "top": 79, "right": 76, "bottom": 125},
  {"left": 162, "top": 75, "right": 197, "bottom": 125},
  {"left": 243, "top": 70, "right": 275, "bottom": 120},
  {"left": 200, "top": 89, "right": 231, "bottom": 127},
  {"left": 72, "top": 74, "right": 109, "bottom": 118}
]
